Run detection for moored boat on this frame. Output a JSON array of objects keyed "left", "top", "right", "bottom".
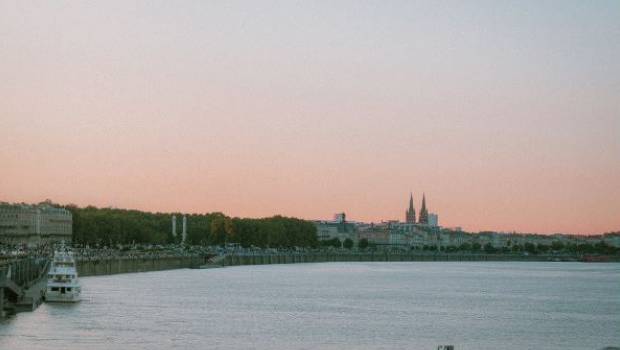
[{"left": 46, "top": 242, "right": 81, "bottom": 302}]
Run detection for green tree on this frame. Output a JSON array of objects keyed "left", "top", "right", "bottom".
[
  {"left": 551, "top": 241, "right": 565, "bottom": 252},
  {"left": 65, "top": 205, "right": 318, "bottom": 248},
  {"left": 458, "top": 242, "right": 472, "bottom": 251},
  {"left": 445, "top": 245, "right": 457, "bottom": 253},
  {"left": 594, "top": 241, "right": 614, "bottom": 254},
  {"left": 343, "top": 238, "right": 354, "bottom": 249},
  {"left": 320, "top": 238, "right": 341, "bottom": 248},
  {"left": 483, "top": 243, "right": 496, "bottom": 253},
  {"left": 524, "top": 242, "right": 537, "bottom": 254},
  {"left": 358, "top": 238, "right": 369, "bottom": 250},
  {"left": 210, "top": 216, "right": 228, "bottom": 245}
]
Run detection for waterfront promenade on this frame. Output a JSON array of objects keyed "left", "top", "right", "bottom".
[
  {"left": 74, "top": 248, "right": 619, "bottom": 276},
  {"left": 3, "top": 243, "right": 619, "bottom": 280},
  {"left": 217, "top": 250, "right": 612, "bottom": 267}
]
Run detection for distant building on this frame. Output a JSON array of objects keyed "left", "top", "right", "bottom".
[
  {"left": 386, "top": 221, "right": 408, "bottom": 246},
  {"left": 314, "top": 213, "right": 357, "bottom": 244},
  {"left": 428, "top": 213, "right": 438, "bottom": 227},
  {"left": 603, "top": 232, "right": 620, "bottom": 247},
  {"left": 0, "top": 203, "right": 72, "bottom": 246},
  {"left": 387, "top": 221, "right": 441, "bottom": 249},
  {"left": 333, "top": 212, "right": 346, "bottom": 224},
  {"left": 440, "top": 230, "right": 470, "bottom": 247},
  {"left": 388, "top": 193, "right": 441, "bottom": 247},
  {"left": 358, "top": 222, "right": 390, "bottom": 246}
]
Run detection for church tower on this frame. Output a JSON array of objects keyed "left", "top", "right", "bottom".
[
  {"left": 406, "top": 193, "right": 416, "bottom": 224},
  {"left": 418, "top": 193, "right": 429, "bottom": 224}
]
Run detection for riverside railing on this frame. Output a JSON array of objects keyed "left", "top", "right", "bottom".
[{"left": 0, "top": 257, "right": 50, "bottom": 292}]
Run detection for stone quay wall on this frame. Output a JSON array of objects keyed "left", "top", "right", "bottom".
[
  {"left": 77, "top": 256, "right": 206, "bottom": 277},
  {"left": 220, "top": 252, "right": 570, "bottom": 267},
  {"left": 75, "top": 252, "right": 611, "bottom": 277}
]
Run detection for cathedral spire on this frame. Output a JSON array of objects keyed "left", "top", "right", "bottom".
[
  {"left": 418, "top": 193, "right": 429, "bottom": 224},
  {"left": 406, "top": 192, "right": 416, "bottom": 224}
]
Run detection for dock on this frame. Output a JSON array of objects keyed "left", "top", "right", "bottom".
[{"left": 0, "top": 257, "right": 50, "bottom": 318}]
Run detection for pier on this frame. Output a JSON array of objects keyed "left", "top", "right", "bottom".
[{"left": 0, "top": 257, "right": 50, "bottom": 318}]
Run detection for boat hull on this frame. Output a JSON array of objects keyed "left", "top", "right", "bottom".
[{"left": 45, "top": 290, "right": 81, "bottom": 303}]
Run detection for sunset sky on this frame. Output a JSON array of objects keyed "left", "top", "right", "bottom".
[{"left": 1, "top": 1, "right": 619, "bottom": 234}]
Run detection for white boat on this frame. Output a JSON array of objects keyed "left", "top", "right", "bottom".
[{"left": 46, "top": 242, "right": 81, "bottom": 302}]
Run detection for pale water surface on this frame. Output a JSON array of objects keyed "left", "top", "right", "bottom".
[{"left": 1, "top": 262, "right": 619, "bottom": 350}]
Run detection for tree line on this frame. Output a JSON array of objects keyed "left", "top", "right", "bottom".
[
  {"left": 67, "top": 205, "right": 318, "bottom": 248},
  {"left": 425, "top": 241, "right": 619, "bottom": 255}
]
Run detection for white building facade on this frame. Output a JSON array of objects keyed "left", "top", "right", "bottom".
[{"left": 0, "top": 203, "right": 72, "bottom": 246}]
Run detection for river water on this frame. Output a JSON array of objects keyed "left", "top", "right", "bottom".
[{"left": 1, "top": 262, "right": 618, "bottom": 350}]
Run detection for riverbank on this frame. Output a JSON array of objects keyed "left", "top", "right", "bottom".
[
  {"left": 77, "top": 256, "right": 207, "bottom": 277},
  {"left": 75, "top": 251, "right": 620, "bottom": 277},
  {"left": 218, "top": 251, "right": 603, "bottom": 267}
]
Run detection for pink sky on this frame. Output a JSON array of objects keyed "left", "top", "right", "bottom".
[{"left": 1, "top": 1, "right": 619, "bottom": 234}]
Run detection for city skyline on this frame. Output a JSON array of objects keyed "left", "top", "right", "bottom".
[
  {"left": 1, "top": 194, "right": 616, "bottom": 237},
  {"left": 1, "top": 1, "right": 619, "bottom": 235}
]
